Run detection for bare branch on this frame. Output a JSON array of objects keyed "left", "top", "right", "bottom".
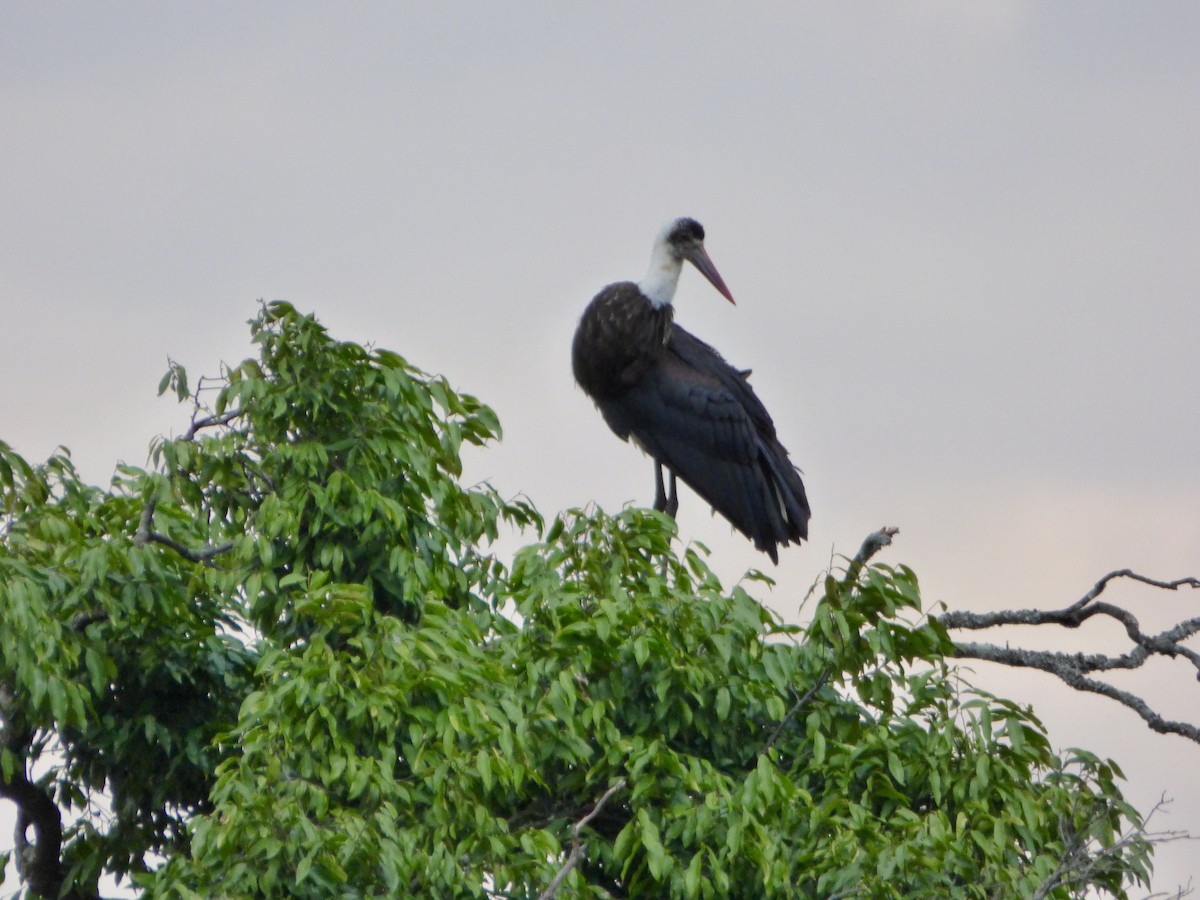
[
  {"left": 954, "top": 641, "right": 1200, "bottom": 744},
  {"left": 1144, "top": 886, "right": 1195, "bottom": 900},
  {"left": 937, "top": 570, "right": 1200, "bottom": 745},
  {"left": 1071, "top": 570, "right": 1200, "bottom": 612},
  {"left": 538, "top": 778, "right": 627, "bottom": 900},
  {"left": 939, "top": 570, "right": 1200, "bottom": 640}
]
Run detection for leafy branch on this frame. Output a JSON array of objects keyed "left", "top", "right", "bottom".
[
  {"left": 1031, "top": 796, "right": 1194, "bottom": 900},
  {"left": 135, "top": 380, "right": 243, "bottom": 564}
]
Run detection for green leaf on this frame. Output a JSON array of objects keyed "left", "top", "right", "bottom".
[
  {"left": 47, "top": 678, "right": 69, "bottom": 723},
  {"left": 633, "top": 636, "right": 650, "bottom": 667},
  {"left": 295, "top": 851, "right": 313, "bottom": 884},
  {"left": 887, "top": 751, "right": 906, "bottom": 785},
  {"left": 684, "top": 851, "right": 702, "bottom": 896},
  {"left": 84, "top": 647, "right": 110, "bottom": 694},
  {"left": 709, "top": 631, "right": 733, "bottom": 665},
  {"left": 715, "top": 686, "right": 731, "bottom": 722},
  {"left": 477, "top": 749, "right": 493, "bottom": 792},
  {"left": 638, "top": 808, "right": 668, "bottom": 879},
  {"left": 0, "top": 747, "right": 16, "bottom": 783}
]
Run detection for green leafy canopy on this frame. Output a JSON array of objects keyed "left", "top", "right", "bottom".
[{"left": 0, "top": 302, "right": 1152, "bottom": 898}]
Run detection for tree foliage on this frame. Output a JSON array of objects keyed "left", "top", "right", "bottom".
[{"left": 0, "top": 302, "right": 1159, "bottom": 897}]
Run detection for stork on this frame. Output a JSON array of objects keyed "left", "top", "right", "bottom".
[{"left": 572, "top": 217, "right": 810, "bottom": 563}]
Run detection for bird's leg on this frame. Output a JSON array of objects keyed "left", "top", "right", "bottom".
[
  {"left": 653, "top": 464, "right": 679, "bottom": 582},
  {"left": 653, "top": 462, "right": 669, "bottom": 514},
  {"left": 653, "top": 464, "right": 680, "bottom": 519}
]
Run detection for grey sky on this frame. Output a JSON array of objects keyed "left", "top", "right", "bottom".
[{"left": 3, "top": 3, "right": 1198, "bottom": 892}]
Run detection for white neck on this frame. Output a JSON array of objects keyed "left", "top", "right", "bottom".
[{"left": 637, "top": 239, "right": 683, "bottom": 309}]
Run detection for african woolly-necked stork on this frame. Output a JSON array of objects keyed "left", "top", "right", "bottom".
[{"left": 572, "top": 217, "right": 810, "bottom": 563}]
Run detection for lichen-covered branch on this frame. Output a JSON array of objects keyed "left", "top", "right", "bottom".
[
  {"left": 842, "top": 526, "right": 899, "bottom": 586},
  {"left": 936, "top": 570, "right": 1200, "bottom": 745}
]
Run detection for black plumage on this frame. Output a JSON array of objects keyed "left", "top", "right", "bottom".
[{"left": 572, "top": 218, "right": 810, "bottom": 563}]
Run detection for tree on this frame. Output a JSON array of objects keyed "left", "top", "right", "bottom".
[{"left": 0, "top": 302, "right": 1188, "bottom": 898}]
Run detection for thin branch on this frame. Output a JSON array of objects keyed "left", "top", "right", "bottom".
[
  {"left": 134, "top": 495, "right": 235, "bottom": 565},
  {"left": 1070, "top": 570, "right": 1200, "bottom": 613},
  {"left": 181, "top": 408, "right": 241, "bottom": 442},
  {"left": 537, "top": 778, "right": 627, "bottom": 900},
  {"left": 1144, "top": 886, "right": 1195, "bottom": 900},
  {"left": 764, "top": 668, "right": 831, "bottom": 752},
  {"left": 1031, "top": 796, "right": 1194, "bottom": 900},
  {"left": 939, "top": 570, "right": 1200, "bottom": 640}
]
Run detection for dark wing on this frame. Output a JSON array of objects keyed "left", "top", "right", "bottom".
[
  {"left": 597, "top": 325, "right": 810, "bottom": 563},
  {"left": 668, "top": 327, "right": 777, "bottom": 437}
]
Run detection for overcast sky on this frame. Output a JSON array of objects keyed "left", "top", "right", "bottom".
[{"left": 3, "top": 3, "right": 1198, "bottom": 892}]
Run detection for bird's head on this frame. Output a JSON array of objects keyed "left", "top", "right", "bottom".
[{"left": 659, "top": 217, "right": 735, "bottom": 305}]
